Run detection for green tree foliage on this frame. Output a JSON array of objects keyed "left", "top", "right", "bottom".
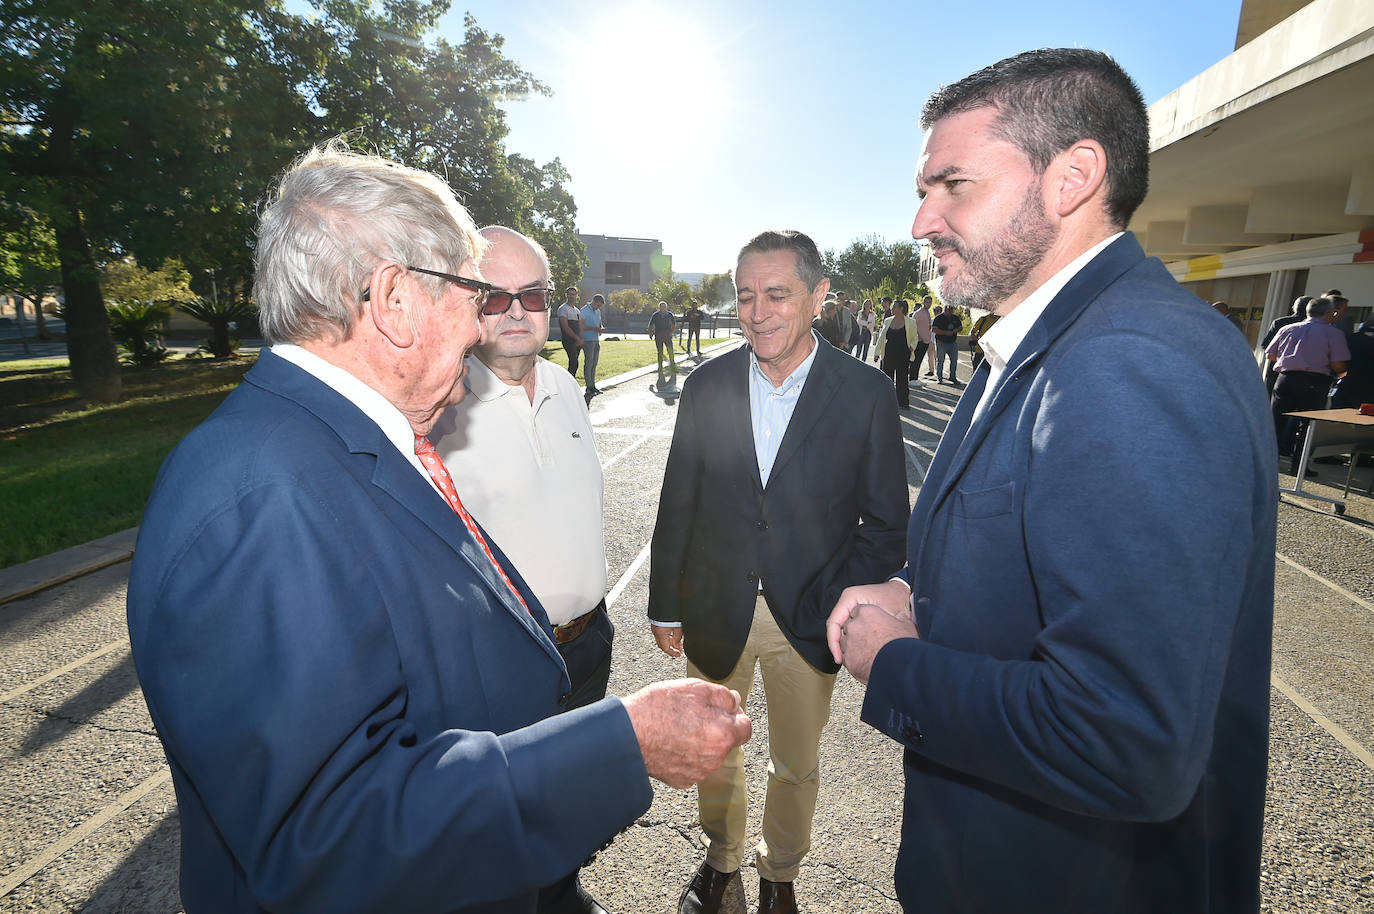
[
  {"left": 314, "top": 9, "right": 584, "bottom": 287},
  {"left": 648, "top": 272, "right": 693, "bottom": 312},
  {"left": 609, "top": 289, "right": 645, "bottom": 314},
  {"left": 0, "top": 204, "right": 61, "bottom": 342},
  {"left": 3, "top": 0, "right": 587, "bottom": 402},
  {"left": 0, "top": 0, "right": 320, "bottom": 401},
  {"left": 697, "top": 271, "right": 735, "bottom": 309},
  {"left": 822, "top": 235, "right": 930, "bottom": 304},
  {"left": 101, "top": 259, "right": 198, "bottom": 308},
  {"left": 179, "top": 295, "right": 255, "bottom": 359},
  {"left": 507, "top": 154, "right": 587, "bottom": 291},
  {"left": 107, "top": 300, "right": 173, "bottom": 365}
]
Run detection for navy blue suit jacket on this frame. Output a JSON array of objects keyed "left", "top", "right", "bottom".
[
  {"left": 127, "top": 350, "right": 651, "bottom": 913},
  {"left": 862, "top": 235, "right": 1276, "bottom": 913}
]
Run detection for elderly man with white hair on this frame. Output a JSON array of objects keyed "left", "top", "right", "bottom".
[{"left": 126, "top": 143, "right": 751, "bottom": 914}]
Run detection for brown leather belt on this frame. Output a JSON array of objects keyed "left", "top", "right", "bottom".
[{"left": 553, "top": 601, "right": 605, "bottom": 644}]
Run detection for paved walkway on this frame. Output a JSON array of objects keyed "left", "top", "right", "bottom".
[{"left": 2, "top": 345, "right": 1372, "bottom": 912}]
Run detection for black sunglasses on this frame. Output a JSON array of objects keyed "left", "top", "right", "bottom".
[
  {"left": 480, "top": 286, "right": 556, "bottom": 316},
  {"left": 361, "top": 265, "right": 493, "bottom": 306}
]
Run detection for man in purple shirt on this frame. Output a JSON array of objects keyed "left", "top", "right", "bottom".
[{"left": 1266, "top": 295, "right": 1350, "bottom": 469}]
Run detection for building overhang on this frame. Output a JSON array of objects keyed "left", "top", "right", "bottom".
[{"left": 1130, "top": 0, "right": 1374, "bottom": 264}]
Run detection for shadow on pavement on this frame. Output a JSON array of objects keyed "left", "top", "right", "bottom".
[
  {"left": 0, "top": 568, "right": 130, "bottom": 641},
  {"left": 20, "top": 652, "right": 142, "bottom": 756},
  {"left": 82, "top": 811, "right": 183, "bottom": 914}
]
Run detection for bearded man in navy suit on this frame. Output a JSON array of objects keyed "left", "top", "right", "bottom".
[
  {"left": 126, "top": 143, "right": 751, "bottom": 914},
  {"left": 828, "top": 50, "right": 1275, "bottom": 914}
]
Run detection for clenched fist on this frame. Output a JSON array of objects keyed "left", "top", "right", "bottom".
[{"left": 622, "top": 679, "right": 752, "bottom": 788}]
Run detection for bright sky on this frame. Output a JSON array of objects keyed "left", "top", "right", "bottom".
[{"left": 438, "top": 0, "right": 1244, "bottom": 274}]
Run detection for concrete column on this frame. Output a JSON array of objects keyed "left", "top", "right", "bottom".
[{"left": 1256, "top": 269, "right": 1296, "bottom": 361}]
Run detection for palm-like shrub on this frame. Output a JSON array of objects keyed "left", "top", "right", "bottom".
[
  {"left": 179, "top": 296, "right": 254, "bottom": 358},
  {"left": 107, "top": 300, "right": 173, "bottom": 365}
]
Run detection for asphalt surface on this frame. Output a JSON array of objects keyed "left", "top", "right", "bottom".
[{"left": 2, "top": 344, "right": 1372, "bottom": 912}]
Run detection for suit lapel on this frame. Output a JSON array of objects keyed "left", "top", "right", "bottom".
[
  {"left": 768, "top": 339, "right": 840, "bottom": 486},
  {"left": 721, "top": 347, "right": 765, "bottom": 493},
  {"left": 918, "top": 234, "right": 1145, "bottom": 521},
  {"left": 246, "top": 350, "right": 555, "bottom": 652}
]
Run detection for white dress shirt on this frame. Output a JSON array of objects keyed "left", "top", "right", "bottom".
[
  {"left": 271, "top": 344, "right": 444, "bottom": 499},
  {"left": 972, "top": 233, "right": 1123, "bottom": 423},
  {"left": 432, "top": 356, "right": 606, "bottom": 626}
]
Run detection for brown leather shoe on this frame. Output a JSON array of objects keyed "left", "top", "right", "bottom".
[
  {"left": 677, "top": 860, "right": 744, "bottom": 914},
  {"left": 758, "top": 878, "right": 798, "bottom": 914}
]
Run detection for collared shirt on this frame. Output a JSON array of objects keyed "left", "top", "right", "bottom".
[
  {"left": 910, "top": 306, "right": 933, "bottom": 343},
  {"left": 580, "top": 305, "right": 603, "bottom": 342},
  {"left": 972, "top": 232, "right": 1124, "bottom": 422},
  {"left": 271, "top": 343, "right": 442, "bottom": 498},
  {"left": 432, "top": 356, "right": 605, "bottom": 626},
  {"left": 749, "top": 330, "right": 820, "bottom": 486},
  {"left": 1266, "top": 318, "right": 1351, "bottom": 374}
]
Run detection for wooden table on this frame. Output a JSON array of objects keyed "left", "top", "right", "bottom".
[{"left": 1281, "top": 408, "right": 1374, "bottom": 515}]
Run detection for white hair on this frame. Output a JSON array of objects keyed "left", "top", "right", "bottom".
[{"left": 254, "top": 140, "right": 486, "bottom": 344}]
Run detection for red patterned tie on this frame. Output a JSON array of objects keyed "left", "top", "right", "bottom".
[{"left": 414, "top": 434, "right": 530, "bottom": 613}]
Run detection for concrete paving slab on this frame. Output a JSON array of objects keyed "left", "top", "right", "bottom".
[
  {"left": 1272, "top": 563, "right": 1374, "bottom": 752},
  {"left": 0, "top": 782, "right": 180, "bottom": 914},
  {"left": 0, "top": 564, "right": 132, "bottom": 697},
  {"left": 0, "top": 720, "right": 165, "bottom": 880},
  {"left": 0, "top": 530, "right": 138, "bottom": 607},
  {"left": 1261, "top": 693, "right": 1374, "bottom": 913}
]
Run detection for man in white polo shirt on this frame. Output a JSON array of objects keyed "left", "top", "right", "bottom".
[{"left": 433, "top": 225, "right": 613, "bottom": 914}]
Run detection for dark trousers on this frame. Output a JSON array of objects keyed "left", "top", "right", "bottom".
[
  {"left": 687, "top": 325, "right": 701, "bottom": 353},
  {"left": 971, "top": 349, "right": 985, "bottom": 372},
  {"left": 883, "top": 350, "right": 912, "bottom": 409},
  {"left": 538, "top": 602, "right": 614, "bottom": 912},
  {"left": 563, "top": 340, "right": 581, "bottom": 380},
  {"left": 857, "top": 328, "right": 872, "bottom": 361},
  {"left": 911, "top": 340, "right": 929, "bottom": 373},
  {"left": 1272, "top": 371, "right": 1330, "bottom": 459}
]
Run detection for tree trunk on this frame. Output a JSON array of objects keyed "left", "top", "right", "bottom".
[
  {"left": 55, "top": 206, "right": 120, "bottom": 402},
  {"left": 31, "top": 295, "right": 51, "bottom": 340}
]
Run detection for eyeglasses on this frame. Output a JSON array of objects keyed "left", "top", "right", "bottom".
[
  {"left": 480, "top": 286, "right": 556, "bottom": 316},
  {"left": 361, "top": 265, "right": 493, "bottom": 308}
]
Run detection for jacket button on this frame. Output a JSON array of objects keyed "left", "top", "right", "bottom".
[
  {"left": 756, "top": 520, "right": 769, "bottom": 530},
  {"left": 901, "top": 723, "right": 924, "bottom": 746},
  {"left": 746, "top": 570, "right": 758, "bottom": 583}
]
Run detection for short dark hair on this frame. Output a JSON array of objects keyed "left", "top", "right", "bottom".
[
  {"left": 737, "top": 230, "right": 825, "bottom": 292},
  {"left": 1306, "top": 296, "right": 1333, "bottom": 319},
  {"left": 921, "top": 48, "right": 1149, "bottom": 228}
]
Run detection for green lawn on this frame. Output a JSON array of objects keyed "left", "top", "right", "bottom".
[
  {"left": 0, "top": 335, "right": 736, "bottom": 568},
  {"left": 1, "top": 356, "right": 254, "bottom": 568},
  {"left": 541, "top": 335, "right": 734, "bottom": 381}
]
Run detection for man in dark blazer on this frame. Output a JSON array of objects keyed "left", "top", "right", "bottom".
[
  {"left": 126, "top": 143, "right": 751, "bottom": 914},
  {"left": 650, "top": 230, "right": 908, "bottom": 914},
  {"left": 828, "top": 50, "right": 1276, "bottom": 913}
]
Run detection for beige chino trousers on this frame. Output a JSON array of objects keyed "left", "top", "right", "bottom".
[{"left": 686, "top": 595, "right": 837, "bottom": 882}]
